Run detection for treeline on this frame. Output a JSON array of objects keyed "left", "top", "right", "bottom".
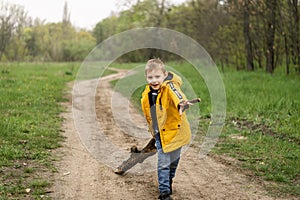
[
  {"left": 0, "top": 1, "right": 95, "bottom": 62},
  {"left": 1, "top": 0, "right": 300, "bottom": 74},
  {"left": 93, "top": 0, "right": 300, "bottom": 74}
]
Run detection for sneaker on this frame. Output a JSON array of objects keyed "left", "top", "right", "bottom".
[
  {"left": 158, "top": 193, "right": 171, "bottom": 200},
  {"left": 114, "top": 167, "right": 124, "bottom": 175}
]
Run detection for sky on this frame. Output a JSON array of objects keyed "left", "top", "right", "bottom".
[{"left": 7, "top": 0, "right": 187, "bottom": 30}]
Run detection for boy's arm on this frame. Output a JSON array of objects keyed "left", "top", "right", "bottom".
[
  {"left": 167, "top": 82, "right": 201, "bottom": 115},
  {"left": 167, "top": 82, "right": 186, "bottom": 108},
  {"left": 178, "top": 98, "right": 201, "bottom": 115}
]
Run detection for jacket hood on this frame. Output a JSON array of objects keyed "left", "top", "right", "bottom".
[{"left": 162, "top": 71, "right": 182, "bottom": 87}]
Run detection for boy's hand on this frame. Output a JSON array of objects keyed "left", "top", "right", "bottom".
[{"left": 179, "top": 98, "right": 201, "bottom": 115}]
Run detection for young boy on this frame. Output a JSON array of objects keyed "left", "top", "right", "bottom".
[{"left": 141, "top": 58, "right": 192, "bottom": 200}]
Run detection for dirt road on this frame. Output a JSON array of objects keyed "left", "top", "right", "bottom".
[{"left": 50, "top": 69, "right": 289, "bottom": 200}]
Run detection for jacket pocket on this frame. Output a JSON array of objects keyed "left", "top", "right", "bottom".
[{"left": 161, "top": 127, "right": 180, "bottom": 145}]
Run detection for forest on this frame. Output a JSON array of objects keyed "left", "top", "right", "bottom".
[{"left": 1, "top": 0, "right": 300, "bottom": 74}]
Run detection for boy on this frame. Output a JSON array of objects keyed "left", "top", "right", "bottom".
[{"left": 141, "top": 58, "right": 193, "bottom": 200}]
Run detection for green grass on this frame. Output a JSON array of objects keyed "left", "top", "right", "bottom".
[
  {"left": 109, "top": 61, "right": 300, "bottom": 198},
  {"left": 0, "top": 62, "right": 79, "bottom": 199},
  {"left": 217, "top": 70, "right": 300, "bottom": 197}
]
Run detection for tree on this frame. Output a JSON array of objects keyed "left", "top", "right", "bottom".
[
  {"left": 62, "top": 1, "right": 71, "bottom": 25},
  {"left": 0, "top": 1, "right": 27, "bottom": 60},
  {"left": 63, "top": 30, "right": 96, "bottom": 61},
  {"left": 287, "top": 0, "right": 300, "bottom": 73},
  {"left": 210, "top": 0, "right": 246, "bottom": 68},
  {"left": 242, "top": 0, "right": 254, "bottom": 71},
  {"left": 93, "top": 22, "right": 104, "bottom": 44},
  {"left": 265, "top": 0, "right": 277, "bottom": 73}
]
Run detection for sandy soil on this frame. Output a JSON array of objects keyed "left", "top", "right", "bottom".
[{"left": 50, "top": 69, "right": 292, "bottom": 200}]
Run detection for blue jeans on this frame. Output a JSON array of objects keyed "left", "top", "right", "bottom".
[{"left": 155, "top": 135, "right": 181, "bottom": 195}]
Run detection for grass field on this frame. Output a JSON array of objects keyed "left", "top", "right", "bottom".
[
  {"left": 0, "top": 62, "right": 78, "bottom": 199},
  {"left": 217, "top": 69, "right": 300, "bottom": 196},
  {"left": 0, "top": 62, "right": 299, "bottom": 199}
]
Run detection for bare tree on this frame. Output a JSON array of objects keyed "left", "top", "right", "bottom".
[{"left": 62, "top": 1, "right": 71, "bottom": 25}]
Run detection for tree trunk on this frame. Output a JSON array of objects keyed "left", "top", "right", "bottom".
[
  {"left": 284, "top": 34, "right": 290, "bottom": 75},
  {"left": 243, "top": 0, "right": 254, "bottom": 71},
  {"left": 286, "top": 0, "right": 300, "bottom": 73},
  {"left": 149, "top": 0, "right": 166, "bottom": 59},
  {"left": 265, "top": 0, "right": 277, "bottom": 74}
]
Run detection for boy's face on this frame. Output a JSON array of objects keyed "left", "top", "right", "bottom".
[{"left": 146, "top": 69, "right": 167, "bottom": 90}]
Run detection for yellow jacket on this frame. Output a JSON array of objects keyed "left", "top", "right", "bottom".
[{"left": 141, "top": 72, "right": 191, "bottom": 153}]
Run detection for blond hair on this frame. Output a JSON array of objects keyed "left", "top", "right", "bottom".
[{"left": 145, "top": 58, "right": 166, "bottom": 75}]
